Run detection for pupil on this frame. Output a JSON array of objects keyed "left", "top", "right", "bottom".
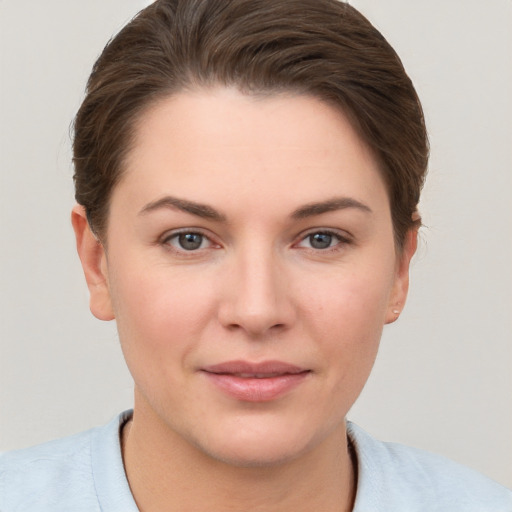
[
  {"left": 179, "top": 233, "right": 203, "bottom": 250},
  {"left": 310, "top": 233, "right": 332, "bottom": 249}
]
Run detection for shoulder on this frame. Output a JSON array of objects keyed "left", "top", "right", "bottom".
[
  {"left": 347, "top": 422, "right": 512, "bottom": 512},
  {"left": 0, "top": 427, "right": 100, "bottom": 511},
  {"left": 0, "top": 411, "right": 135, "bottom": 512}
]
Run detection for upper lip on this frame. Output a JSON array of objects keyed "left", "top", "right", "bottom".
[{"left": 201, "top": 360, "right": 309, "bottom": 377}]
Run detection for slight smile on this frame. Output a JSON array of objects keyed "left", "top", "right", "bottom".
[{"left": 201, "top": 360, "right": 312, "bottom": 402}]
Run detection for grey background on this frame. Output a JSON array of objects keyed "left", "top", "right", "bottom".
[{"left": 1, "top": 0, "right": 511, "bottom": 488}]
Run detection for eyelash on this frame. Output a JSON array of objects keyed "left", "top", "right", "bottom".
[
  {"left": 160, "top": 229, "right": 218, "bottom": 256},
  {"left": 159, "top": 228, "right": 352, "bottom": 255},
  {"left": 294, "top": 229, "right": 352, "bottom": 253}
]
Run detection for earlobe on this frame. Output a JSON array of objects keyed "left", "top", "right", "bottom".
[
  {"left": 71, "top": 205, "right": 115, "bottom": 321},
  {"left": 385, "top": 229, "right": 418, "bottom": 324}
]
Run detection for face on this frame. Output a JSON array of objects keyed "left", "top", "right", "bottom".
[{"left": 74, "top": 88, "right": 414, "bottom": 467}]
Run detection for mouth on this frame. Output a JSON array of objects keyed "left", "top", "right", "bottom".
[{"left": 201, "top": 360, "right": 311, "bottom": 402}]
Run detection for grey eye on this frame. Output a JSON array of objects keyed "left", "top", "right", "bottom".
[
  {"left": 177, "top": 233, "right": 204, "bottom": 250},
  {"left": 308, "top": 233, "right": 333, "bottom": 249}
]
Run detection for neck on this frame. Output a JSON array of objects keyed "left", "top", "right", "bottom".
[{"left": 122, "top": 399, "right": 357, "bottom": 512}]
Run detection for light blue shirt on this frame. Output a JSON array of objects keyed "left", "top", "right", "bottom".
[{"left": 1, "top": 410, "right": 511, "bottom": 511}]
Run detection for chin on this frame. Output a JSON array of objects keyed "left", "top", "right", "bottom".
[
  {"left": 188, "top": 418, "right": 329, "bottom": 469},
  {"left": 204, "top": 440, "right": 308, "bottom": 469}
]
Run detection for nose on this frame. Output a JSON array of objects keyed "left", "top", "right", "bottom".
[{"left": 217, "top": 246, "right": 296, "bottom": 337}]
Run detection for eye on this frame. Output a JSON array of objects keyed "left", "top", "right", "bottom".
[
  {"left": 308, "top": 232, "right": 335, "bottom": 249},
  {"left": 296, "top": 230, "right": 348, "bottom": 250},
  {"left": 164, "top": 231, "right": 212, "bottom": 251}
]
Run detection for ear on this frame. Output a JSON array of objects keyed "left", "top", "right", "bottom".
[
  {"left": 385, "top": 228, "right": 418, "bottom": 324},
  {"left": 71, "top": 205, "right": 115, "bottom": 321}
]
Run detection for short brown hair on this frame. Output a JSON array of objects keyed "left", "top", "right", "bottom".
[{"left": 73, "top": 0, "right": 428, "bottom": 248}]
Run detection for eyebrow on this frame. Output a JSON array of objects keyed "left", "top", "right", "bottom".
[
  {"left": 139, "top": 196, "right": 227, "bottom": 221},
  {"left": 291, "top": 197, "right": 372, "bottom": 219},
  {"left": 139, "top": 195, "right": 371, "bottom": 222}
]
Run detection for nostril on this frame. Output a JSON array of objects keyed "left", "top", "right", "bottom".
[
  {"left": 216, "top": 274, "right": 296, "bottom": 335},
  {"left": 223, "top": 318, "right": 287, "bottom": 337}
]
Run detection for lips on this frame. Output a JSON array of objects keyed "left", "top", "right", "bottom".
[{"left": 201, "top": 360, "right": 310, "bottom": 402}]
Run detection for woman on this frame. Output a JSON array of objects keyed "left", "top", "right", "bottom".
[{"left": 1, "top": 0, "right": 511, "bottom": 510}]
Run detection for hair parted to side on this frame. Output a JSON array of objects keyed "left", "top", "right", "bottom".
[{"left": 73, "top": 0, "right": 428, "bottom": 248}]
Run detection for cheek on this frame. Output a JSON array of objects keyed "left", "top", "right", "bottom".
[
  {"left": 300, "top": 268, "right": 393, "bottom": 384},
  {"left": 303, "top": 268, "right": 393, "bottom": 337},
  {"left": 287, "top": 272, "right": 390, "bottom": 433},
  {"left": 108, "top": 263, "right": 217, "bottom": 367}
]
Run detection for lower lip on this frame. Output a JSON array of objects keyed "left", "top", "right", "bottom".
[{"left": 202, "top": 372, "right": 310, "bottom": 402}]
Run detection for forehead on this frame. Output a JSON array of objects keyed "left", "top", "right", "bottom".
[
  {"left": 117, "top": 87, "right": 388, "bottom": 216},
  {"left": 131, "top": 88, "right": 373, "bottom": 159}
]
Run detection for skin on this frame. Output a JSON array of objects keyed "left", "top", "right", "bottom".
[{"left": 72, "top": 87, "right": 417, "bottom": 511}]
